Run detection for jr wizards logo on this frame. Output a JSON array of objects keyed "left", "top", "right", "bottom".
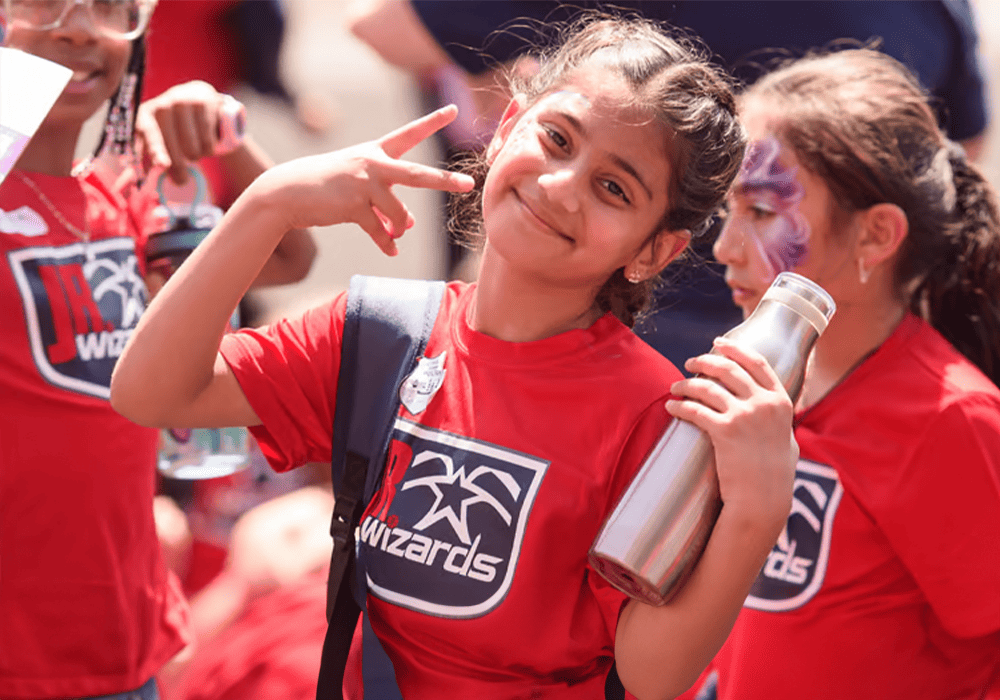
[
  {"left": 745, "top": 459, "right": 843, "bottom": 611},
  {"left": 359, "top": 418, "right": 548, "bottom": 618},
  {"left": 9, "top": 239, "right": 145, "bottom": 398}
]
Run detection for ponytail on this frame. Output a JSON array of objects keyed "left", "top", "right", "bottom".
[
  {"left": 745, "top": 50, "right": 1000, "bottom": 384},
  {"left": 912, "top": 148, "right": 1000, "bottom": 384}
]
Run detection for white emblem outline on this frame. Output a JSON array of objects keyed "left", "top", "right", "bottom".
[
  {"left": 8, "top": 238, "right": 141, "bottom": 398},
  {"left": 744, "top": 458, "right": 844, "bottom": 612},
  {"left": 403, "top": 451, "right": 522, "bottom": 544},
  {"left": 365, "top": 417, "right": 549, "bottom": 618}
]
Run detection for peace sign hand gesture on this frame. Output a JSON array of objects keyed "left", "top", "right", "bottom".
[{"left": 250, "top": 105, "right": 476, "bottom": 256}]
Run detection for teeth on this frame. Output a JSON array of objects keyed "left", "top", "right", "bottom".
[{"left": 71, "top": 70, "right": 93, "bottom": 81}]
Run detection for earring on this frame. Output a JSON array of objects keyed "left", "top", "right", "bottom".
[
  {"left": 104, "top": 73, "right": 137, "bottom": 156},
  {"left": 858, "top": 258, "right": 870, "bottom": 285},
  {"left": 626, "top": 270, "right": 643, "bottom": 284}
]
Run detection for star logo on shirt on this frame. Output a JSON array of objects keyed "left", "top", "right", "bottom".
[{"left": 403, "top": 450, "right": 521, "bottom": 545}]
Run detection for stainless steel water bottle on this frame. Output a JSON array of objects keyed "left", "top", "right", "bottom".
[{"left": 588, "top": 272, "right": 836, "bottom": 606}]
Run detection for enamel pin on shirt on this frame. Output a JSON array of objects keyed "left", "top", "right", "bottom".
[{"left": 400, "top": 352, "right": 447, "bottom": 415}]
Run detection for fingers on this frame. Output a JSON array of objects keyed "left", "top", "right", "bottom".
[
  {"left": 135, "top": 105, "right": 170, "bottom": 173},
  {"left": 135, "top": 82, "right": 224, "bottom": 183},
  {"left": 355, "top": 206, "right": 399, "bottom": 257},
  {"left": 381, "top": 157, "right": 475, "bottom": 194},
  {"left": 667, "top": 337, "right": 790, "bottom": 425},
  {"left": 710, "top": 337, "right": 784, "bottom": 393},
  {"left": 370, "top": 187, "right": 413, "bottom": 240},
  {"left": 157, "top": 102, "right": 216, "bottom": 184},
  {"left": 380, "top": 104, "right": 461, "bottom": 160}
]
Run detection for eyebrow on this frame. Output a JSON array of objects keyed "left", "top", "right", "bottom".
[{"left": 561, "top": 111, "right": 655, "bottom": 201}]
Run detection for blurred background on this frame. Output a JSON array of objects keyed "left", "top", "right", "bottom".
[{"left": 83, "top": 0, "right": 1000, "bottom": 324}]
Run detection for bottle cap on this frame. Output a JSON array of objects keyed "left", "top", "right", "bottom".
[{"left": 762, "top": 272, "right": 836, "bottom": 334}]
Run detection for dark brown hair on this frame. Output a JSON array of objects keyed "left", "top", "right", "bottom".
[
  {"left": 744, "top": 49, "right": 1000, "bottom": 382},
  {"left": 451, "top": 13, "right": 746, "bottom": 327}
]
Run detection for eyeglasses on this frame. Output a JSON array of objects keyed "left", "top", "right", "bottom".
[{"left": 3, "top": 0, "right": 155, "bottom": 40}]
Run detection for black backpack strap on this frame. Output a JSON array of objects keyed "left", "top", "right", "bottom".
[{"left": 317, "top": 275, "right": 445, "bottom": 700}]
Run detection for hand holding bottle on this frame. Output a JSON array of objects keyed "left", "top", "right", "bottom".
[
  {"left": 668, "top": 336, "right": 799, "bottom": 528},
  {"left": 591, "top": 272, "right": 834, "bottom": 605}
]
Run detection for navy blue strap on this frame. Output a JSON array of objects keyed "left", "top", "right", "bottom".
[{"left": 320, "top": 276, "right": 444, "bottom": 700}]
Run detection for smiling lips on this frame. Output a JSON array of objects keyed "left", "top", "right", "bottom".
[
  {"left": 515, "top": 190, "right": 574, "bottom": 242},
  {"left": 56, "top": 62, "right": 103, "bottom": 94}
]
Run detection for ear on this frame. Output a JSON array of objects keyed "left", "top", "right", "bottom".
[
  {"left": 485, "top": 94, "right": 525, "bottom": 164},
  {"left": 625, "top": 229, "right": 691, "bottom": 282},
  {"left": 856, "top": 203, "right": 908, "bottom": 270}
]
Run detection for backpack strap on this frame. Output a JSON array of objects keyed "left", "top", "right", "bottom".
[{"left": 317, "top": 275, "right": 445, "bottom": 700}]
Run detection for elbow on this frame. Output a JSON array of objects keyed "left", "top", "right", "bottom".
[
  {"left": 110, "top": 363, "right": 165, "bottom": 427},
  {"left": 616, "top": 661, "right": 701, "bottom": 700},
  {"left": 345, "top": 3, "right": 383, "bottom": 53},
  {"left": 109, "top": 376, "right": 149, "bottom": 426}
]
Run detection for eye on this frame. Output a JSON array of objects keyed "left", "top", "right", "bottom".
[
  {"left": 601, "top": 179, "right": 631, "bottom": 205},
  {"left": 542, "top": 124, "right": 569, "bottom": 151},
  {"left": 749, "top": 203, "right": 776, "bottom": 221}
]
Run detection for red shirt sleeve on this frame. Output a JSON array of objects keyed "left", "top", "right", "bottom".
[
  {"left": 588, "top": 396, "right": 676, "bottom": 643},
  {"left": 219, "top": 293, "right": 347, "bottom": 472},
  {"left": 873, "top": 395, "right": 1000, "bottom": 639}
]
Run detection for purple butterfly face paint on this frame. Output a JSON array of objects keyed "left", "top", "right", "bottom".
[{"left": 733, "top": 136, "right": 811, "bottom": 280}]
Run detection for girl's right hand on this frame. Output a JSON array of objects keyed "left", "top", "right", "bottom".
[
  {"left": 666, "top": 336, "right": 798, "bottom": 534},
  {"left": 249, "top": 105, "right": 476, "bottom": 256}
]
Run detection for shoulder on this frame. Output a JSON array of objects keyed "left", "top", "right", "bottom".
[
  {"left": 902, "top": 316, "right": 1000, "bottom": 402},
  {"left": 800, "top": 315, "right": 1000, "bottom": 453}
]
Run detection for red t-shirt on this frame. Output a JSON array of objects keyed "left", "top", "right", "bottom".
[
  {"left": 683, "top": 314, "right": 1000, "bottom": 700},
  {"left": 142, "top": 0, "right": 241, "bottom": 207},
  {"left": 0, "top": 167, "right": 191, "bottom": 698},
  {"left": 220, "top": 281, "right": 681, "bottom": 698}
]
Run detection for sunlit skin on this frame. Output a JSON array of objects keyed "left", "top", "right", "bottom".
[{"left": 480, "top": 70, "right": 681, "bottom": 318}]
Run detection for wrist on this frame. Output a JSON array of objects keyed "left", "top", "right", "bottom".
[{"left": 716, "top": 499, "right": 788, "bottom": 548}]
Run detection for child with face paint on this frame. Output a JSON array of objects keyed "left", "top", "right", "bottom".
[
  {"left": 112, "top": 15, "right": 802, "bottom": 700},
  {"left": 703, "top": 48, "right": 1000, "bottom": 700},
  {"left": 0, "top": 0, "right": 315, "bottom": 697}
]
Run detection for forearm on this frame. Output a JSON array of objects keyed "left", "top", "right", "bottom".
[
  {"left": 220, "top": 137, "right": 317, "bottom": 287},
  {"left": 112, "top": 178, "right": 287, "bottom": 426},
  {"left": 113, "top": 106, "right": 473, "bottom": 426},
  {"left": 614, "top": 505, "right": 783, "bottom": 700}
]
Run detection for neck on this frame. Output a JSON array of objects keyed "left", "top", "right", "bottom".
[
  {"left": 798, "top": 287, "right": 907, "bottom": 411},
  {"left": 15, "top": 121, "right": 86, "bottom": 176},
  {"left": 472, "top": 244, "right": 605, "bottom": 342}
]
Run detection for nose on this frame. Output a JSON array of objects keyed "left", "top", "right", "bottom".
[
  {"left": 713, "top": 216, "right": 746, "bottom": 267},
  {"left": 537, "top": 166, "right": 580, "bottom": 213},
  {"left": 56, "top": 0, "right": 100, "bottom": 39}
]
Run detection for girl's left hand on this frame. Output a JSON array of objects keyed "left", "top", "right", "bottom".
[
  {"left": 134, "top": 80, "right": 232, "bottom": 184},
  {"left": 666, "top": 336, "right": 798, "bottom": 531}
]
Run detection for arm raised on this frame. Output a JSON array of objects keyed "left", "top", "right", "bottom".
[{"left": 111, "top": 106, "right": 474, "bottom": 429}]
